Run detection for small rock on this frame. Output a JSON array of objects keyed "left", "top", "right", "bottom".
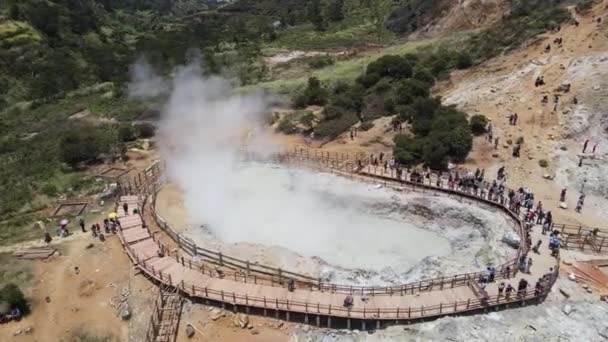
[
  {"left": 121, "top": 308, "right": 132, "bottom": 320},
  {"left": 543, "top": 174, "right": 554, "bottom": 180},
  {"left": 560, "top": 146, "right": 568, "bottom": 151},
  {"left": 14, "top": 329, "right": 22, "bottom": 336},
  {"left": 492, "top": 153, "right": 500, "bottom": 158},
  {"left": 559, "top": 202, "right": 568, "bottom": 209},
  {"left": 237, "top": 313, "right": 249, "bottom": 329},
  {"left": 582, "top": 284, "right": 589, "bottom": 289},
  {"left": 185, "top": 324, "right": 195, "bottom": 338},
  {"left": 586, "top": 288, "right": 593, "bottom": 293},
  {"left": 302, "top": 325, "right": 311, "bottom": 333},
  {"left": 562, "top": 304, "right": 573, "bottom": 315},
  {"left": 251, "top": 329, "right": 260, "bottom": 335},
  {"left": 559, "top": 288, "right": 571, "bottom": 298},
  {"left": 45, "top": 296, "right": 51, "bottom": 303},
  {"left": 23, "top": 327, "right": 33, "bottom": 334},
  {"left": 210, "top": 308, "right": 223, "bottom": 321},
  {"left": 85, "top": 243, "right": 94, "bottom": 249}
]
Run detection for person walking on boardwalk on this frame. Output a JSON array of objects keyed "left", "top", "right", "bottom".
[
  {"left": 123, "top": 202, "right": 129, "bottom": 216},
  {"left": 498, "top": 282, "right": 506, "bottom": 296},
  {"left": 79, "top": 218, "right": 86, "bottom": 233},
  {"left": 517, "top": 278, "right": 529, "bottom": 298},
  {"left": 505, "top": 284, "right": 514, "bottom": 300},
  {"left": 533, "top": 239, "right": 542, "bottom": 254},
  {"left": 560, "top": 189, "right": 567, "bottom": 202},
  {"left": 534, "top": 279, "right": 544, "bottom": 297},
  {"left": 583, "top": 139, "right": 590, "bottom": 153}
]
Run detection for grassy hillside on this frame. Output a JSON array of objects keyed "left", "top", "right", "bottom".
[{"left": 0, "top": 0, "right": 573, "bottom": 244}]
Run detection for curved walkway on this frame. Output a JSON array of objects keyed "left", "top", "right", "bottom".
[{"left": 116, "top": 150, "right": 560, "bottom": 328}]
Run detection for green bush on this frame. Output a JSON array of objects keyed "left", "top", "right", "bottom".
[
  {"left": 0, "top": 283, "right": 29, "bottom": 315},
  {"left": 469, "top": 114, "right": 488, "bottom": 135},
  {"left": 366, "top": 55, "right": 413, "bottom": 79},
  {"left": 396, "top": 78, "right": 430, "bottom": 105},
  {"left": 314, "top": 111, "right": 358, "bottom": 138},
  {"left": 135, "top": 123, "right": 156, "bottom": 138},
  {"left": 359, "top": 121, "right": 374, "bottom": 131},
  {"left": 41, "top": 183, "right": 58, "bottom": 197},
  {"left": 306, "top": 56, "right": 335, "bottom": 69},
  {"left": 575, "top": 0, "right": 595, "bottom": 13},
  {"left": 293, "top": 77, "right": 327, "bottom": 108},
  {"left": 299, "top": 112, "right": 316, "bottom": 128},
  {"left": 59, "top": 129, "right": 105, "bottom": 167},
  {"left": 118, "top": 125, "right": 136, "bottom": 142},
  {"left": 277, "top": 118, "right": 297, "bottom": 134}
]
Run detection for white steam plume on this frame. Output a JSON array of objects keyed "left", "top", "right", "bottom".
[{"left": 130, "top": 61, "right": 458, "bottom": 282}]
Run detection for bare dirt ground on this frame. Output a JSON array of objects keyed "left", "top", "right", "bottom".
[{"left": 437, "top": 3, "right": 608, "bottom": 229}]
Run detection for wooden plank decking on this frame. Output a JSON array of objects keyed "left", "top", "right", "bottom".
[{"left": 116, "top": 154, "right": 561, "bottom": 325}]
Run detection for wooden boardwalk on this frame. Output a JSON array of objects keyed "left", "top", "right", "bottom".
[{"left": 116, "top": 153, "right": 561, "bottom": 328}]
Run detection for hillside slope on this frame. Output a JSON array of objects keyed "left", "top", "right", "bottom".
[{"left": 438, "top": 1, "right": 608, "bottom": 226}]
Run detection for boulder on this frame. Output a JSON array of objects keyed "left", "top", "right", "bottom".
[
  {"left": 210, "top": 308, "right": 224, "bottom": 321},
  {"left": 185, "top": 324, "right": 195, "bottom": 338},
  {"left": 562, "top": 304, "right": 573, "bottom": 315},
  {"left": 121, "top": 307, "right": 132, "bottom": 321},
  {"left": 501, "top": 231, "right": 521, "bottom": 248},
  {"left": 238, "top": 314, "right": 250, "bottom": 329}
]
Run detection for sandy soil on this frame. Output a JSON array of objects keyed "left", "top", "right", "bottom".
[
  {"left": 0, "top": 235, "right": 130, "bottom": 341},
  {"left": 437, "top": 4, "right": 608, "bottom": 230}
]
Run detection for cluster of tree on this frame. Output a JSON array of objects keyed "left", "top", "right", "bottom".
[
  {"left": 0, "top": 283, "right": 29, "bottom": 316},
  {"left": 292, "top": 50, "right": 483, "bottom": 169}
]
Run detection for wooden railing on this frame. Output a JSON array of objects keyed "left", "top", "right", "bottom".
[
  {"left": 122, "top": 150, "right": 530, "bottom": 297},
  {"left": 115, "top": 149, "right": 565, "bottom": 325},
  {"left": 555, "top": 223, "right": 608, "bottom": 253}
]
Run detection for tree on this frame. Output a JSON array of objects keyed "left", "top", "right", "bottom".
[
  {"left": 422, "top": 139, "right": 448, "bottom": 170},
  {"left": 59, "top": 129, "right": 106, "bottom": 167},
  {"left": 293, "top": 77, "right": 327, "bottom": 108},
  {"left": 327, "top": 0, "right": 345, "bottom": 22},
  {"left": 366, "top": 55, "right": 412, "bottom": 79},
  {"left": 469, "top": 114, "right": 488, "bottom": 135},
  {"left": 396, "top": 78, "right": 430, "bottom": 105},
  {"left": 0, "top": 283, "right": 29, "bottom": 315},
  {"left": 364, "top": 0, "right": 394, "bottom": 31},
  {"left": 307, "top": 0, "right": 325, "bottom": 31}
]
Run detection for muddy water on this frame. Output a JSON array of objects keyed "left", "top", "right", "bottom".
[{"left": 178, "top": 164, "right": 451, "bottom": 272}]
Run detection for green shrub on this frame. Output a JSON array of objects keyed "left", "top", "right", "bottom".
[
  {"left": 469, "top": 114, "right": 488, "bottom": 135},
  {"left": 59, "top": 129, "right": 106, "bottom": 167},
  {"left": 575, "top": 0, "right": 595, "bottom": 13},
  {"left": 359, "top": 121, "right": 374, "bottom": 131},
  {"left": 135, "top": 123, "right": 156, "bottom": 138},
  {"left": 277, "top": 119, "right": 297, "bottom": 134},
  {"left": 118, "top": 125, "right": 136, "bottom": 142},
  {"left": 306, "top": 56, "right": 335, "bottom": 69},
  {"left": 293, "top": 77, "right": 327, "bottom": 108},
  {"left": 366, "top": 55, "right": 412, "bottom": 79},
  {"left": 0, "top": 283, "right": 29, "bottom": 315},
  {"left": 356, "top": 72, "right": 381, "bottom": 88},
  {"left": 41, "top": 183, "right": 58, "bottom": 197},
  {"left": 539, "top": 159, "right": 549, "bottom": 168},
  {"left": 314, "top": 111, "right": 358, "bottom": 138},
  {"left": 299, "top": 112, "right": 316, "bottom": 128}
]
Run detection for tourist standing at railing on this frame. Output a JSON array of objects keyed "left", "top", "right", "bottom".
[
  {"left": 534, "top": 279, "right": 543, "bottom": 296},
  {"left": 517, "top": 278, "right": 528, "bottom": 298},
  {"left": 505, "top": 284, "right": 514, "bottom": 300},
  {"left": 123, "top": 202, "right": 129, "bottom": 216}
]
